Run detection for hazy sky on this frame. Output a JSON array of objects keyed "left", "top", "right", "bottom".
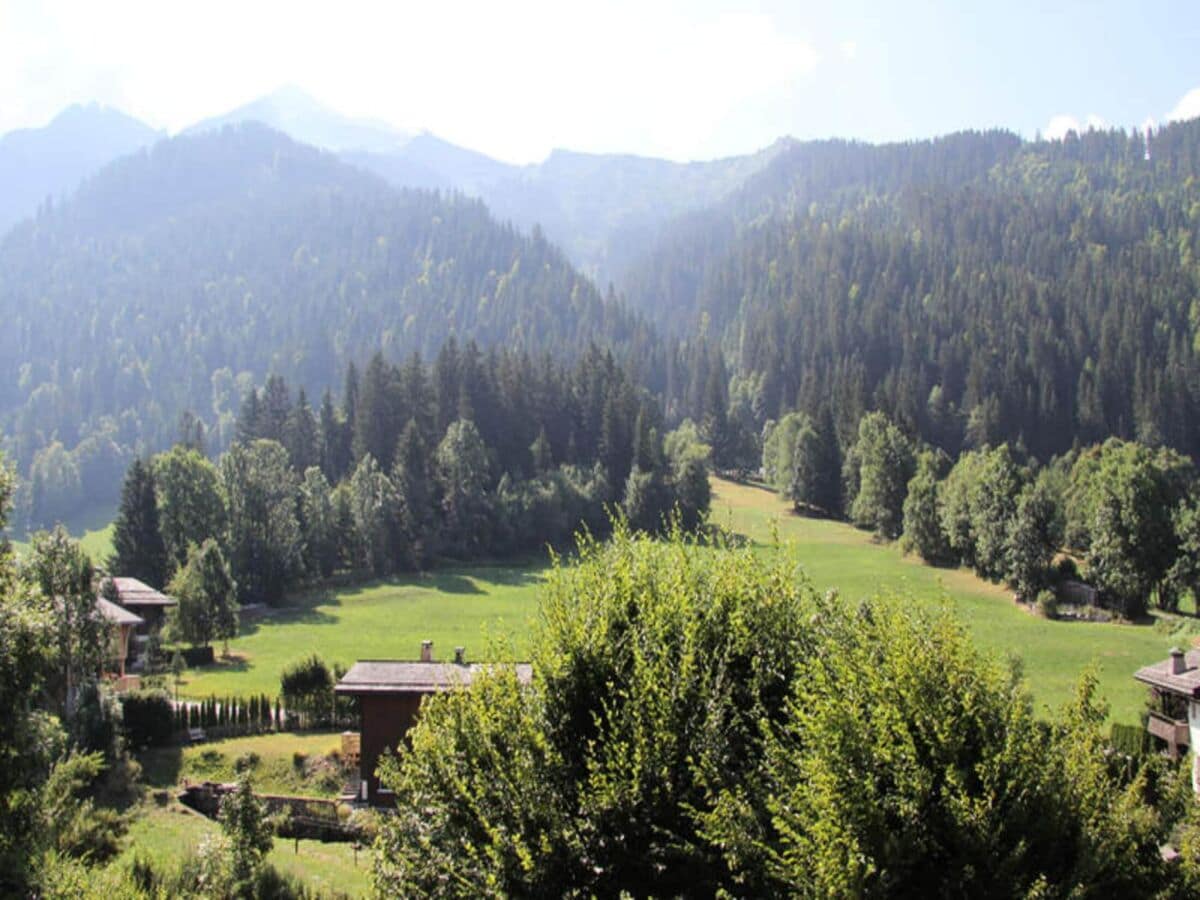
[{"left": 2, "top": 0, "right": 1199, "bottom": 163}]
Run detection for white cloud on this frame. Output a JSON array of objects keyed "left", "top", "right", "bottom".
[
  {"left": 839, "top": 40, "right": 858, "bottom": 61},
  {"left": 1043, "top": 112, "right": 1105, "bottom": 140},
  {"left": 1167, "top": 86, "right": 1200, "bottom": 123},
  {"left": 0, "top": 0, "right": 822, "bottom": 163},
  {"left": 1044, "top": 114, "right": 1080, "bottom": 140}
]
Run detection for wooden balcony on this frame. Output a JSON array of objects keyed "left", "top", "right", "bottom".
[{"left": 1148, "top": 710, "right": 1189, "bottom": 757}]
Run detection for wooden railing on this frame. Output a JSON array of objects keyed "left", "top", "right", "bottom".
[{"left": 1147, "top": 710, "right": 1189, "bottom": 750}]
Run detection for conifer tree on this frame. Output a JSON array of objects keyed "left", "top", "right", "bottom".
[{"left": 110, "top": 458, "right": 168, "bottom": 587}]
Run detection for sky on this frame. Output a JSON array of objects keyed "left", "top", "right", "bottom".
[{"left": 1, "top": 0, "right": 1199, "bottom": 164}]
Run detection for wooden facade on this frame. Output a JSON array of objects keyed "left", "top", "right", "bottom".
[
  {"left": 335, "top": 646, "right": 532, "bottom": 806},
  {"left": 1134, "top": 648, "right": 1200, "bottom": 790}
]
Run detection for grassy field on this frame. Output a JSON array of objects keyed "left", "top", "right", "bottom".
[
  {"left": 6, "top": 501, "right": 115, "bottom": 562},
  {"left": 168, "top": 476, "right": 1190, "bottom": 724},
  {"left": 140, "top": 731, "right": 348, "bottom": 798},
  {"left": 710, "top": 477, "right": 1190, "bottom": 725},
  {"left": 181, "top": 565, "right": 544, "bottom": 698},
  {"left": 110, "top": 798, "right": 372, "bottom": 896},
  {"left": 113, "top": 730, "right": 372, "bottom": 896}
]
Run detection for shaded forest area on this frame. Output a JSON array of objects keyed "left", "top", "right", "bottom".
[
  {"left": 7, "top": 120, "right": 1200, "bottom": 532},
  {"left": 633, "top": 120, "right": 1200, "bottom": 466}
]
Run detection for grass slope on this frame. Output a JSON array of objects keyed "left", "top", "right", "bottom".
[
  {"left": 140, "top": 731, "right": 347, "bottom": 798},
  {"left": 6, "top": 502, "right": 115, "bottom": 563},
  {"left": 181, "top": 565, "right": 544, "bottom": 698},
  {"left": 174, "top": 476, "right": 1180, "bottom": 725},
  {"left": 110, "top": 801, "right": 371, "bottom": 897},
  {"left": 115, "top": 730, "right": 372, "bottom": 896},
  {"left": 711, "top": 477, "right": 1185, "bottom": 726}
]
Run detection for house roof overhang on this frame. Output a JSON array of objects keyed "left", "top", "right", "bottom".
[
  {"left": 335, "top": 659, "right": 533, "bottom": 696},
  {"left": 1134, "top": 649, "right": 1200, "bottom": 698}
]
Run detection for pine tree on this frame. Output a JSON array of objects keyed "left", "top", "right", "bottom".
[
  {"left": 110, "top": 458, "right": 168, "bottom": 587},
  {"left": 286, "top": 388, "right": 319, "bottom": 472}
]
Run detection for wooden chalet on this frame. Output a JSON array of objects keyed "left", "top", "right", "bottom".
[
  {"left": 106, "top": 576, "right": 177, "bottom": 632},
  {"left": 95, "top": 595, "right": 143, "bottom": 679},
  {"left": 1134, "top": 647, "right": 1200, "bottom": 791},
  {"left": 335, "top": 642, "right": 533, "bottom": 806},
  {"left": 100, "top": 576, "right": 177, "bottom": 671}
]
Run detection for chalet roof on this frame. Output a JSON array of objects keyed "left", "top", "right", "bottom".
[
  {"left": 96, "top": 596, "right": 144, "bottom": 627},
  {"left": 335, "top": 659, "right": 534, "bottom": 696},
  {"left": 108, "top": 577, "right": 177, "bottom": 608},
  {"left": 1134, "top": 649, "right": 1200, "bottom": 698}
]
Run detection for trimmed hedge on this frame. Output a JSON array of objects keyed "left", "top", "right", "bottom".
[{"left": 121, "top": 690, "right": 175, "bottom": 750}]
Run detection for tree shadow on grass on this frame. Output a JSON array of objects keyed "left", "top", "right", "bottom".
[
  {"left": 237, "top": 598, "right": 340, "bottom": 637},
  {"left": 423, "top": 573, "right": 486, "bottom": 594}
]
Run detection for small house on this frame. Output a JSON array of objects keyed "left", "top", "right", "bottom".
[
  {"left": 96, "top": 595, "right": 143, "bottom": 679},
  {"left": 105, "top": 576, "right": 177, "bottom": 633},
  {"left": 101, "top": 576, "right": 177, "bottom": 669},
  {"left": 1134, "top": 647, "right": 1200, "bottom": 791},
  {"left": 335, "top": 642, "right": 532, "bottom": 806}
]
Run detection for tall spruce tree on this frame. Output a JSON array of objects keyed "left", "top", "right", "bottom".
[{"left": 110, "top": 458, "right": 168, "bottom": 587}]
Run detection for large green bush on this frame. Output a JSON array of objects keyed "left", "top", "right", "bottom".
[{"left": 372, "top": 528, "right": 1192, "bottom": 897}]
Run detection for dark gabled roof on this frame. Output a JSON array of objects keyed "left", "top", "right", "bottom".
[
  {"left": 108, "top": 577, "right": 177, "bottom": 608},
  {"left": 335, "top": 659, "right": 533, "bottom": 695},
  {"left": 96, "top": 596, "right": 144, "bottom": 627},
  {"left": 1134, "top": 649, "right": 1200, "bottom": 698}
]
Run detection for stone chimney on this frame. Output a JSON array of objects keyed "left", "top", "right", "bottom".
[
  {"left": 1170, "top": 647, "right": 1187, "bottom": 675},
  {"left": 420, "top": 640, "right": 433, "bottom": 663},
  {"left": 454, "top": 646, "right": 465, "bottom": 665}
]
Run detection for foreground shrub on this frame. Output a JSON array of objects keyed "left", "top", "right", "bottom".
[
  {"left": 375, "top": 525, "right": 814, "bottom": 896},
  {"left": 374, "top": 528, "right": 1189, "bottom": 897}
]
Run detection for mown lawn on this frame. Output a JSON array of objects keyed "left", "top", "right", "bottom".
[
  {"left": 109, "top": 800, "right": 371, "bottom": 897},
  {"left": 710, "top": 477, "right": 1190, "bottom": 726},
  {"left": 170, "top": 476, "right": 1186, "bottom": 726},
  {"left": 140, "top": 731, "right": 348, "bottom": 797},
  {"left": 181, "top": 564, "right": 545, "bottom": 698}
]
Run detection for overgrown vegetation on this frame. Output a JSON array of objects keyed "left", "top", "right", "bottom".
[{"left": 372, "top": 527, "right": 1200, "bottom": 896}]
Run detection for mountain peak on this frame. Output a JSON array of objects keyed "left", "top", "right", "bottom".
[{"left": 186, "top": 86, "right": 412, "bottom": 154}]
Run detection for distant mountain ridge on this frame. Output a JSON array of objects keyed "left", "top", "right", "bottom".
[
  {"left": 0, "top": 103, "right": 162, "bottom": 234},
  {"left": 180, "top": 86, "right": 786, "bottom": 285},
  {"left": 0, "top": 124, "right": 655, "bottom": 503},
  {"left": 0, "top": 89, "right": 789, "bottom": 287},
  {"left": 184, "top": 85, "right": 412, "bottom": 153}
]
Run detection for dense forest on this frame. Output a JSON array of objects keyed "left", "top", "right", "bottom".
[
  {"left": 8, "top": 118, "right": 1200, "bottom": 538},
  {"left": 108, "top": 340, "right": 711, "bottom": 606},
  {"left": 0, "top": 125, "right": 660, "bottom": 528},
  {"left": 630, "top": 120, "right": 1200, "bottom": 464}
]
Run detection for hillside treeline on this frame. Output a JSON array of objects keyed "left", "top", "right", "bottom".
[
  {"left": 632, "top": 121, "right": 1200, "bottom": 464},
  {"left": 109, "top": 340, "right": 711, "bottom": 604},
  {"left": 0, "top": 125, "right": 659, "bottom": 527},
  {"left": 765, "top": 406, "right": 1200, "bottom": 619}
]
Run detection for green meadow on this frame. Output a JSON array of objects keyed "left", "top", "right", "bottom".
[
  {"left": 7, "top": 501, "right": 116, "bottom": 563},
  {"left": 181, "top": 565, "right": 544, "bottom": 698},
  {"left": 154, "top": 477, "right": 1190, "bottom": 724},
  {"left": 710, "top": 477, "right": 1190, "bottom": 726}
]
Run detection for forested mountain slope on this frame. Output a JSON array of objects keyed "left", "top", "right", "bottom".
[
  {"left": 0, "top": 103, "right": 161, "bottom": 234},
  {"left": 626, "top": 123, "right": 1200, "bottom": 462},
  {"left": 0, "top": 124, "right": 653, "bottom": 525},
  {"left": 352, "top": 141, "right": 786, "bottom": 288},
  {"left": 183, "top": 88, "right": 784, "bottom": 287}
]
